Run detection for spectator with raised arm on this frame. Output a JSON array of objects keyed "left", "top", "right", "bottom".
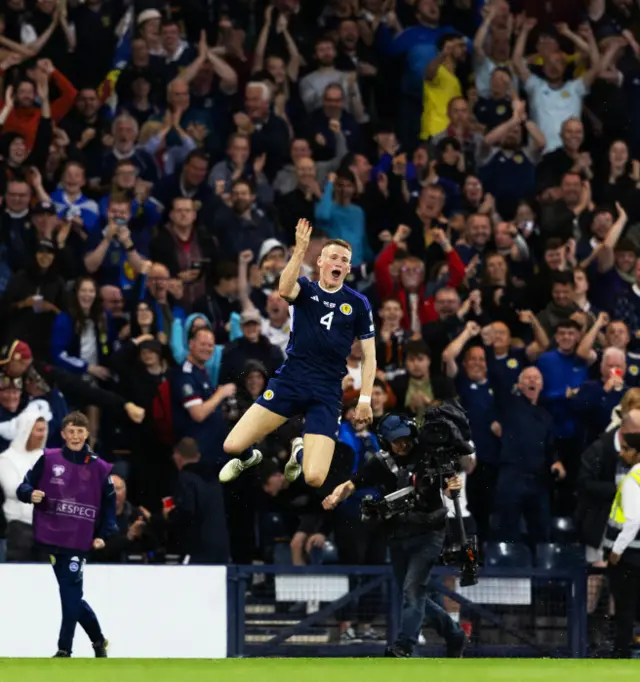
[
  {"left": 314, "top": 170, "right": 371, "bottom": 269},
  {"left": 512, "top": 17, "right": 601, "bottom": 153},
  {"left": 441, "top": 320, "right": 500, "bottom": 542},
  {"left": 0, "top": 58, "right": 76, "bottom": 150}
]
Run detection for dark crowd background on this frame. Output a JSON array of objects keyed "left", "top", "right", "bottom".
[{"left": 0, "top": 0, "right": 639, "bottom": 640}]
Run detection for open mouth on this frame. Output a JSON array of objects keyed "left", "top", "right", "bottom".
[{"left": 331, "top": 268, "right": 341, "bottom": 279}]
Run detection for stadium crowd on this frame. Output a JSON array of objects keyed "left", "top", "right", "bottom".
[{"left": 1, "top": 0, "right": 640, "bottom": 631}]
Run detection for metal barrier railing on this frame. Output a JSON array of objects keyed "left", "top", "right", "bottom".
[{"left": 226, "top": 564, "right": 589, "bottom": 658}]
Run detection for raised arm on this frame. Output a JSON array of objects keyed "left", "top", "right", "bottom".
[
  {"left": 576, "top": 311, "right": 607, "bottom": 364},
  {"left": 520, "top": 310, "right": 550, "bottom": 362},
  {"left": 279, "top": 218, "right": 312, "bottom": 302},
  {"left": 237, "top": 249, "right": 256, "bottom": 310},
  {"left": 597, "top": 202, "right": 627, "bottom": 273},
  {"left": 282, "top": 21, "right": 301, "bottom": 82},
  {"left": 252, "top": 6, "right": 273, "bottom": 73},
  {"left": 513, "top": 17, "right": 536, "bottom": 83},
  {"left": 442, "top": 321, "right": 480, "bottom": 377},
  {"left": 484, "top": 100, "right": 525, "bottom": 146},
  {"left": 473, "top": 4, "right": 498, "bottom": 61},
  {"left": 424, "top": 49, "right": 447, "bottom": 82},
  {"left": 556, "top": 23, "right": 593, "bottom": 62},
  {"left": 208, "top": 49, "right": 238, "bottom": 95},
  {"left": 59, "top": 0, "right": 76, "bottom": 51},
  {"left": 174, "top": 31, "right": 208, "bottom": 85},
  {"left": 0, "top": 85, "right": 14, "bottom": 127}
]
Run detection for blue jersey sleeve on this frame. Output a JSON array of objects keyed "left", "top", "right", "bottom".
[
  {"left": 355, "top": 295, "right": 375, "bottom": 341},
  {"left": 292, "top": 277, "right": 313, "bottom": 305},
  {"left": 96, "top": 474, "right": 118, "bottom": 540}
]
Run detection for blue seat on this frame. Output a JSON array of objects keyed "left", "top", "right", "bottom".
[
  {"left": 550, "top": 517, "right": 577, "bottom": 544},
  {"left": 535, "top": 543, "right": 585, "bottom": 570},
  {"left": 483, "top": 542, "right": 532, "bottom": 568}
]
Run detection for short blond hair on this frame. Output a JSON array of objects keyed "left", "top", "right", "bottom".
[{"left": 323, "top": 238, "right": 352, "bottom": 253}]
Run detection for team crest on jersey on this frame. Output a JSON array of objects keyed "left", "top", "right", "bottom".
[
  {"left": 263, "top": 390, "right": 274, "bottom": 401},
  {"left": 506, "top": 358, "right": 518, "bottom": 369},
  {"left": 340, "top": 303, "right": 353, "bottom": 315},
  {"left": 631, "top": 365, "right": 639, "bottom": 376}
]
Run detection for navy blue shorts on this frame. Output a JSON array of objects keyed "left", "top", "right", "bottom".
[{"left": 256, "top": 375, "right": 342, "bottom": 440}]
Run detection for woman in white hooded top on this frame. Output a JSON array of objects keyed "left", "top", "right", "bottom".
[{"left": 0, "top": 401, "right": 52, "bottom": 561}]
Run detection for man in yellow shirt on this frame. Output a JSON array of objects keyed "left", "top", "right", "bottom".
[{"left": 421, "top": 34, "right": 467, "bottom": 140}]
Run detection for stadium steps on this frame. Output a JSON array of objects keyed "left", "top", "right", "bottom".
[
  {"left": 244, "top": 595, "right": 333, "bottom": 646},
  {"left": 245, "top": 618, "right": 300, "bottom": 627},
  {"left": 246, "top": 634, "right": 330, "bottom": 644},
  {"left": 245, "top": 604, "right": 276, "bottom": 615}
]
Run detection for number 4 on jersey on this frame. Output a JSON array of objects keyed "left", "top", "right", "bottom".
[{"left": 320, "top": 312, "right": 334, "bottom": 330}]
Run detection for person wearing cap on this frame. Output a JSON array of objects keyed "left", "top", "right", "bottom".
[
  {"left": 1, "top": 237, "right": 65, "bottom": 360},
  {"left": 322, "top": 410, "right": 467, "bottom": 659},
  {"left": 602, "top": 416, "right": 640, "bottom": 658},
  {"left": 27, "top": 201, "right": 58, "bottom": 251},
  {"left": 261, "top": 291, "right": 291, "bottom": 356},
  {"left": 218, "top": 309, "right": 285, "bottom": 385},
  {"left": 137, "top": 9, "right": 163, "bottom": 57},
  {"left": 0, "top": 340, "right": 147, "bottom": 442},
  {"left": 255, "top": 238, "right": 287, "bottom": 296}
]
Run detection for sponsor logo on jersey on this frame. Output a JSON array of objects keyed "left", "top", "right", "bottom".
[
  {"left": 323, "top": 301, "right": 336, "bottom": 308},
  {"left": 53, "top": 465, "right": 65, "bottom": 477},
  {"left": 311, "top": 295, "right": 320, "bottom": 302},
  {"left": 263, "top": 390, "right": 274, "bottom": 401},
  {"left": 340, "top": 303, "right": 353, "bottom": 315}
]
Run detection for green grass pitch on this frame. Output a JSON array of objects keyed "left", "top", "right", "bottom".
[{"left": 0, "top": 659, "right": 638, "bottom": 682}]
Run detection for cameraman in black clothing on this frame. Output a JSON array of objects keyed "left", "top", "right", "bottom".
[{"left": 322, "top": 411, "right": 468, "bottom": 658}]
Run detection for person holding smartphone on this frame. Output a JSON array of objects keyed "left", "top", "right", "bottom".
[{"left": 149, "top": 196, "right": 217, "bottom": 310}]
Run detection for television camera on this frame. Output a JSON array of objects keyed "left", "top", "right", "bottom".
[{"left": 361, "top": 403, "right": 479, "bottom": 587}]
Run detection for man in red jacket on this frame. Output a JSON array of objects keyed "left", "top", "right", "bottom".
[
  {"left": 374, "top": 224, "right": 465, "bottom": 332},
  {"left": 0, "top": 58, "right": 77, "bottom": 150}
]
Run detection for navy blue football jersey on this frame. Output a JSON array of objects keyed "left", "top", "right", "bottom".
[{"left": 278, "top": 277, "right": 375, "bottom": 385}]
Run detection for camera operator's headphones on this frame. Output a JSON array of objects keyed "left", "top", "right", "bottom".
[{"left": 377, "top": 413, "right": 419, "bottom": 452}]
